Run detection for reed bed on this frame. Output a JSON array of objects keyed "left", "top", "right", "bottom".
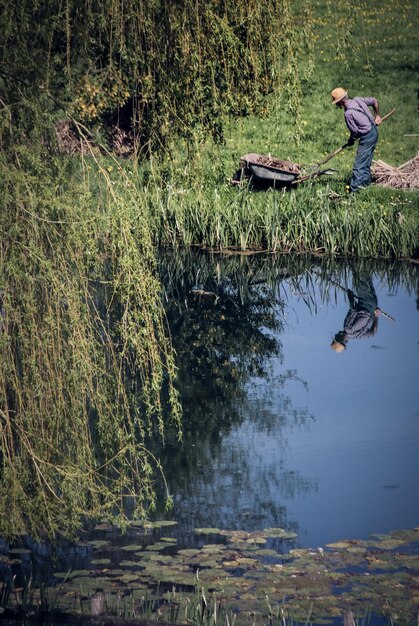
[{"left": 141, "top": 156, "right": 418, "bottom": 259}]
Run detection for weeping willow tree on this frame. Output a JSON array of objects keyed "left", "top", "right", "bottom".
[
  {"left": 0, "top": 146, "right": 184, "bottom": 540},
  {"left": 0, "top": 0, "right": 313, "bottom": 540},
  {"left": 0, "top": 0, "right": 313, "bottom": 152}
]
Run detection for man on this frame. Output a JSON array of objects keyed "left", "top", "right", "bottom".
[
  {"left": 331, "top": 87, "right": 382, "bottom": 192},
  {"left": 330, "top": 274, "right": 381, "bottom": 352}
]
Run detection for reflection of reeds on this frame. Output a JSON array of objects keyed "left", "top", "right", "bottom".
[{"left": 158, "top": 249, "right": 416, "bottom": 312}]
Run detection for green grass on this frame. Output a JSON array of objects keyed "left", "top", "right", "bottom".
[
  {"left": 141, "top": 165, "right": 417, "bottom": 257},
  {"left": 132, "top": 0, "right": 419, "bottom": 258}
]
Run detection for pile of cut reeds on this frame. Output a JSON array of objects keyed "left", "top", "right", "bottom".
[{"left": 372, "top": 153, "right": 419, "bottom": 189}]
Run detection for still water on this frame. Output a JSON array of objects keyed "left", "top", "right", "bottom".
[
  {"left": 1, "top": 253, "right": 418, "bottom": 623},
  {"left": 157, "top": 252, "right": 419, "bottom": 550}
]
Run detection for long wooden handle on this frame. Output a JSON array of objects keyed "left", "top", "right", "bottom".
[
  {"left": 380, "top": 108, "right": 397, "bottom": 123},
  {"left": 379, "top": 310, "right": 396, "bottom": 321},
  {"left": 317, "top": 145, "right": 346, "bottom": 166}
]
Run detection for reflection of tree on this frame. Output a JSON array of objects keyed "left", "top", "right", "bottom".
[
  {"left": 152, "top": 251, "right": 318, "bottom": 538},
  {"left": 152, "top": 252, "right": 417, "bottom": 542},
  {"left": 157, "top": 252, "right": 292, "bottom": 455}
]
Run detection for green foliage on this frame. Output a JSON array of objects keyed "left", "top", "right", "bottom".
[
  {"left": 0, "top": 0, "right": 313, "bottom": 152},
  {"left": 127, "top": 147, "right": 418, "bottom": 258},
  {"left": 0, "top": 0, "right": 418, "bottom": 543},
  {"left": 0, "top": 145, "right": 181, "bottom": 540}
]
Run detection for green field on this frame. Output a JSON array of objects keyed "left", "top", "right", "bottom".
[
  {"left": 226, "top": 0, "right": 418, "bottom": 168},
  {"left": 154, "top": 0, "right": 419, "bottom": 256}
]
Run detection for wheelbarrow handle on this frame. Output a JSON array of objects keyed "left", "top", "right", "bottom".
[{"left": 291, "top": 168, "right": 337, "bottom": 185}]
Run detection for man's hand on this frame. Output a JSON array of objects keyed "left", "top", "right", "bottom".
[
  {"left": 374, "top": 308, "right": 381, "bottom": 317},
  {"left": 375, "top": 115, "right": 382, "bottom": 126},
  {"left": 345, "top": 137, "right": 355, "bottom": 147}
]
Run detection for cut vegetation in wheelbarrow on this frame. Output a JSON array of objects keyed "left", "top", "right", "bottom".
[{"left": 231, "top": 153, "right": 337, "bottom": 189}]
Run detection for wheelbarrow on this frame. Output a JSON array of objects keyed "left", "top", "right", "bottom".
[{"left": 231, "top": 153, "right": 336, "bottom": 189}]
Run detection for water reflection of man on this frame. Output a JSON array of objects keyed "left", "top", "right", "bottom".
[{"left": 331, "top": 276, "right": 381, "bottom": 352}]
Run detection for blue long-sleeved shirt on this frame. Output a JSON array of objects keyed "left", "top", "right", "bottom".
[
  {"left": 344, "top": 97, "right": 377, "bottom": 138},
  {"left": 343, "top": 308, "right": 378, "bottom": 339}
]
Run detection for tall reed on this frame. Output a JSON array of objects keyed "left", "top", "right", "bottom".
[{"left": 138, "top": 153, "right": 418, "bottom": 258}]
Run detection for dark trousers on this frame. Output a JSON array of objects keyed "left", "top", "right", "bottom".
[
  {"left": 350, "top": 125, "right": 378, "bottom": 192},
  {"left": 351, "top": 275, "right": 378, "bottom": 314}
]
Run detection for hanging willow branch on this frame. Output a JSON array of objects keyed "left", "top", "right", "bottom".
[
  {"left": 0, "top": 0, "right": 314, "bottom": 154},
  {"left": 0, "top": 140, "right": 182, "bottom": 541}
]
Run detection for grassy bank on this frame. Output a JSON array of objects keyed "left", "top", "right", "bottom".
[
  {"left": 132, "top": 0, "right": 418, "bottom": 257},
  {"left": 138, "top": 160, "right": 418, "bottom": 257}
]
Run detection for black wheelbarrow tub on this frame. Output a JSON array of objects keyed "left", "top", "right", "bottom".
[
  {"left": 232, "top": 153, "right": 336, "bottom": 189},
  {"left": 238, "top": 153, "right": 300, "bottom": 187}
]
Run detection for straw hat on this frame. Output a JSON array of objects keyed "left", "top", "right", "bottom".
[
  {"left": 330, "top": 339, "right": 346, "bottom": 352},
  {"left": 331, "top": 87, "right": 348, "bottom": 104}
]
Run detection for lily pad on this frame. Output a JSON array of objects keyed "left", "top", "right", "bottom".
[
  {"left": 133, "top": 551, "right": 153, "bottom": 559},
  {"left": 202, "top": 544, "right": 225, "bottom": 553},
  {"left": 372, "top": 539, "right": 405, "bottom": 550},
  {"left": 145, "top": 542, "right": 170, "bottom": 551},
  {"left": 154, "top": 520, "right": 178, "bottom": 527},
  {"left": 240, "top": 558, "right": 260, "bottom": 569},
  {"left": 390, "top": 528, "right": 419, "bottom": 541},
  {"left": 104, "top": 569, "right": 126, "bottom": 576},
  {"left": 118, "top": 573, "right": 141, "bottom": 583},
  {"left": 194, "top": 527, "right": 222, "bottom": 535},
  {"left": 129, "top": 520, "right": 153, "bottom": 528},
  {"left": 8, "top": 548, "right": 32, "bottom": 555},
  {"left": 147, "top": 554, "right": 174, "bottom": 563},
  {"left": 254, "top": 548, "right": 280, "bottom": 557},
  {"left": 70, "top": 577, "right": 100, "bottom": 589},
  {"left": 177, "top": 548, "right": 201, "bottom": 557},
  {"left": 346, "top": 546, "right": 366, "bottom": 555},
  {"left": 262, "top": 527, "right": 286, "bottom": 536}
]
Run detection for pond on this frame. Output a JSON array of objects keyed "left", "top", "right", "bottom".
[
  {"left": 156, "top": 251, "right": 419, "bottom": 550},
  {"left": 1, "top": 251, "right": 418, "bottom": 623}
]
